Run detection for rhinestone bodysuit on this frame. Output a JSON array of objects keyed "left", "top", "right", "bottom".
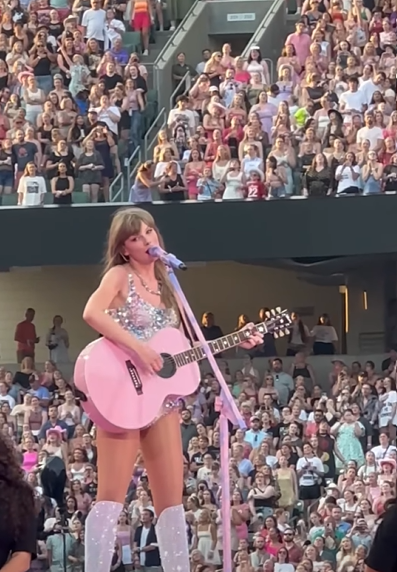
[{"left": 106, "top": 273, "right": 181, "bottom": 425}]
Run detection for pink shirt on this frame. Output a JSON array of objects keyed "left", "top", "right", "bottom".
[
  {"left": 285, "top": 32, "right": 312, "bottom": 67},
  {"left": 22, "top": 451, "right": 38, "bottom": 473}
]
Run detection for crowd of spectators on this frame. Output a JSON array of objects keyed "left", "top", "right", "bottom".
[
  {"left": 0, "top": 0, "right": 167, "bottom": 206},
  {"left": 3, "top": 304, "right": 397, "bottom": 572},
  {"left": 129, "top": 0, "right": 397, "bottom": 202}
]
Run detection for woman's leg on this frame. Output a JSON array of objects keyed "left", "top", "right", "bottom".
[
  {"left": 85, "top": 428, "right": 140, "bottom": 572},
  {"left": 141, "top": 412, "right": 189, "bottom": 572}
]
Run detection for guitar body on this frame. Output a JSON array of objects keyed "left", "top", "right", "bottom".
[{"left": 74, "top": 328, "right": 201, "bottom": 432}]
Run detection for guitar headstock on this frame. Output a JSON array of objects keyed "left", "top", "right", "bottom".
[{"left": 256, "top": 308, "right": 292, "bottom": 338}]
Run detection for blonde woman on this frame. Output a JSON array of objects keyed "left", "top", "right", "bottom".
[
  {"left": 153, "top": 130, "right": 179, "bottom": 163},
  {"left": 41, "top": 427, "right": 68, "bottom": 465},
  {"left": 204, "top": 52, "right": 224, "bottom": 87},
  {"left": 76, "top": 139, "right": 104, "bottom": 203},
  {"left": 17, "top": 162, "right": 47, "bottom": 207},
  {"left": 238, "top": 126, "right": 263, "bottom": 161},
  {"left": 212, "top": 144, "right": 231, "bottom": 182},
  {"left": 275, "top": 455, "right": 298, "bottom": 512},
  {"left": 21, "top": 75, "right": 45, "bottom": 125},
  {"left": 362, "top": 150, "right": 383, "bottom": 195},
  {"left": 194, "top": 508, "right": 221, "bottom": 566}
]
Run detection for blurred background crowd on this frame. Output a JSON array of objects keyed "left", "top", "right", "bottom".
[
  {"left": 3, "top": 305, "right": 397, "bottom": 572},
  {"left": 129, "top": 0, "right": 397, "bottom": 202}
]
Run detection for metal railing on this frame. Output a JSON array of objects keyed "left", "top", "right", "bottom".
[
  {"left": 125, "top": 146, "right": 142, "bottom": 187},
  {"left": 169, "top": 70, "right": 191, "bottom": 109},
  {"left": 109, "top": 172, "right": 125, "bottom": 202},
  {"left": 153, "top": 0, "right": 201, "bottom": 91},
  {"left": 142, "top": 107, "right": 167, "bottom": 158},
  {"left": 143, "top": 71, "right": 191, "bottom": 162}
]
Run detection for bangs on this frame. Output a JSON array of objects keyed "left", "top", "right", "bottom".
[{"left": 114, "top": 208, "right": 155, "bottom": 244}]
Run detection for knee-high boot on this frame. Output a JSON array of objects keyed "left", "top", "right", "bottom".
[
  {"left": 85, "top": 500, "right": 123, "bottom": 572},
  {"left": 156, "top": 505, "right": 190, "bottom": 572}
]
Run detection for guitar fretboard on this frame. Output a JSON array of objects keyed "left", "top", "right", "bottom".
[{"left": 173, "top": 322, "right": 269, "bottom": 368}]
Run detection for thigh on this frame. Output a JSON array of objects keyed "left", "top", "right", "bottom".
[
  {"left": 96, "top": 427, "right": 141, "bottom": 503},
  {"left": 140, "top": 412, "right": 184, "bottom": 513}
]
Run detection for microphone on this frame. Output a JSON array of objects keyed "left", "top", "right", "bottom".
[{"left": 147, "top": 246, "right": 187, "bottom": 271}]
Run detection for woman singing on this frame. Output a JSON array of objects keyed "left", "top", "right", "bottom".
[
  {"left": 0, "top": 434, "right": 36, "bottom": 572},
  {"left": 81, "top": 207, "right": 262, "bottom": 572}
]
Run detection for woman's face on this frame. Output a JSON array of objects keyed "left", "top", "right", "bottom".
[
  {"left": 122, "top": 222, "right": 160, "bottom": 265},
  {"left": 67, "top": 497, "right": 76, "bottom": 510},
  {"left": 72, "top": 481, "right": 81, "bottom": 493},
  {"left": 202, "top": 490, "right": 211, "bottom": 503},
  {"left": 342, "top": 538, "right": 352, "bottom": 551}
]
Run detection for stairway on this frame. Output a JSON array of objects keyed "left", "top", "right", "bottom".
[{"left": 143, "top": 30, "right": 173, "bottom": 89}]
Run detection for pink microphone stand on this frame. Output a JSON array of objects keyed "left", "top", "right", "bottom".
[{"left": 166, "top": 265, "right": 245, "bottom": 572}]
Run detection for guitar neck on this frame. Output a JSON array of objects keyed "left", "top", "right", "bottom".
[{"left": 173, "top": 322, "right": 268, "bottom": 368}]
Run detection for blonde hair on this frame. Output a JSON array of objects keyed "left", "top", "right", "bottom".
[{"left": 103, "top": 207, "right": 177, "bottom": 310}]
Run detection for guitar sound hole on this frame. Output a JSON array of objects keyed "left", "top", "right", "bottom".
[{"left": 158, "top": 353, "right": 177, "bottom": 379}]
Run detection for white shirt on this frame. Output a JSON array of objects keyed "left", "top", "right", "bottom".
[
  {"left": 339, "top": 89, "right": 367, "bottom": 115},
  {"left": 335, "top": 164, "right": 361, "bottom": 193},
  {"left": 356, "top": 126, "right": 384, "bottom": 150},
  {"left": 0, "top": 394, "right": 15, "bottom": 409},
  {"left": 311, "top": 325, "right": 338, "bottom": 343},
  {"left": 378, "top": 391, "right": 397, "bottom": 427},
  {"left": 296, "top": 456, "right": 324, "bottom": 486},
  {"left": 167, "top": 108, "right": 196, "bottom": 135},
  {"left": 105, "top": 18, "right": 125, "bottom": 49},
  {"left": 139, "top": 526, "right": 150, "bottom": 566},
  {"left": 371, "top": 443, "right": 397, "bottom": 461},
  {"left": 18, "top": 175, "right": 47, "bottom": 206},
  {"left": 359, "top": 79, "right": 378, "bottom": 106},
  {"left": 94, "top": 105, "right": 121, "bottom": 135},
  {"left": 82, "top": 8, "right": 106, "bottom": 40}
]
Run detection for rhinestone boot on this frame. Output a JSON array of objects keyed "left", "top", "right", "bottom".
[
  {"left": 156, "top": 505, "right": 190, "bottom": 572},
  {"left": 85, "top": 500, "right": 123, "bottom": 572}
]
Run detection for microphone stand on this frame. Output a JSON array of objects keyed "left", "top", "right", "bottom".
[{"left": 166, "top": 265, "right": 245, "bottom": 572}]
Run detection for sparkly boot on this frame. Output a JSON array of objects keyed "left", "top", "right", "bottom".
[
  {"left": 85, "top": 500, "right": 123, "bottom": 572},
  {"left": 156, "top": 505, "right": 190, "bottom": 572}
]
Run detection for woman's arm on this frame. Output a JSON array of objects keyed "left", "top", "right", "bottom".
[
  {"left": 67, "top": 176, "right": 75, "bottom": 194},
  {"left": 83, "top": 266, "right": 160, "bottom": 366}
]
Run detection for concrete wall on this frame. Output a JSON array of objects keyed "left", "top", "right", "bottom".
[{"left": 0, "top": 263, "right": 340, "bottom": 363}]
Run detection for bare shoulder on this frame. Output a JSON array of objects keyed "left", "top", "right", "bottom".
[{"left": 100, "top": 265, "right": 129, "bottom": 287}]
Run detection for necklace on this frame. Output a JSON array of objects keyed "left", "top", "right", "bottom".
[{"left": 135, "top": 271, "right": 162, "bottom": 296}]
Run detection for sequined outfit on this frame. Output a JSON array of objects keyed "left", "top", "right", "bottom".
[{"left": 106, "top": 273, "right": 181, "bottom": 425}]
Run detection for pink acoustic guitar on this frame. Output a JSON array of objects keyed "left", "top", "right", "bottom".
[{"left": 74, "top": 309, "right": 291, "bottom": 432}]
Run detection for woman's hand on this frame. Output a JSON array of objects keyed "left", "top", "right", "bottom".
[
  {"left": 239, "top": 322, "right": 263, "bottom": 349},
  {"left": 136, "top": 343, "right": 163, "bottom": 375}
]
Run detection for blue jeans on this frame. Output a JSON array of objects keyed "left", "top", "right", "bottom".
[
  {"left": 129, "top": 111, "right": 142, "bottom": 153},
  {"left": 36, "top": 75, "right": 53, "bottom": 95}
]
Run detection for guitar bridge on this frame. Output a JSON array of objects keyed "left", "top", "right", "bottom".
[{"left": 125, "top": 360, "right": 143, "bottom": 395}]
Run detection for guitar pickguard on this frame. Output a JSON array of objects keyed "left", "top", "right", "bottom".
[{"left": 125, "top": 360, "right": 143, "bottom": 395}]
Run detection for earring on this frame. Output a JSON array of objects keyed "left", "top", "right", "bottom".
[{"left": 121, "top": 253, "right": 129, "bottom": 262}]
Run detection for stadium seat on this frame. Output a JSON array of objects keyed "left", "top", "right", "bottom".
[
  {"left": 72, "top": 192, "right": 90, "bottom": 204},
  {"left": 1, "top": 194, "right": 18, "bottom": 206}
]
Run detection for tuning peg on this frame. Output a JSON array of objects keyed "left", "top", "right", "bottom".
[
  {"left": 265, "top": 311, "right": 271, "bottom": 318},
  {"left": 284, "top": 328, "right": 290, "bottom": 335},
  {"left": 271, "top": 309, "right": 276, "bottom": 316},
  {"left": 278, "top": 330, "right": 285, "bottom": 337},
  {"left": 276, "top": 306, "right": 281, "bottom": 313},
  {"left": 273, "top": 331, "right": 279, "bottom": 339}
]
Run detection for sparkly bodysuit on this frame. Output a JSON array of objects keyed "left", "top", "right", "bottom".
[{"left": 106, "top": 273, "right": 181, "bottom": 426}]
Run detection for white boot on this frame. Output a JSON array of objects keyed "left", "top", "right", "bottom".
[
  {"left": 156, "top": 505, "right": 190, "bottom": 572},
  {"left": 85, "top": 501, "right": 123, "bottom": 572}
]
